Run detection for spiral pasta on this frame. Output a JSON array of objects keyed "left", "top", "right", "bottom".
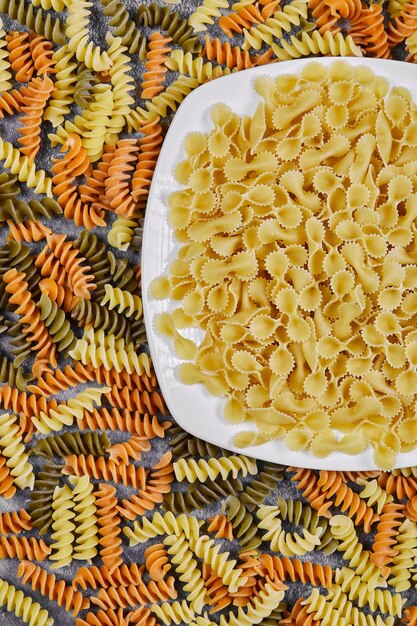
[
  {"left": 70, "top": 475, "right": 99, "bottom": 563},
  {"left": 349, "top": 3, "right": 390, "bottom": 58},
  {"left": 0, "top": 578, "right": 53, "bottom": 626},
  {"left": 95, "top": 483, "right": 122, "bottom": 573},
  {"left": 222, "top": 496, "right": 259, "bottom": 549},
  {"left": 17, "top": 561, "right": 89, "bottom": 616},
  {"left": 388, "top": 0, "right": 417, "bottom": 46},
  {"left": 0, "top": 0, "right": 66, "bottom": 44},
  {"left": 129, "top": 76, "right": 199, "bottom": 127},
  {"left": 173, "top": 455, "right": 257, "bottom": 483},
  {"left": 124, "top": 512, "right": 203, "bottom": 545},
  {"left": 141, "top": 32, "right": 171, "bottom": 100},
  {"left": 100, "top": 0, "right": 146, "bottom": 58},
  {"left": 0, "top": 5, "right": 417, "bottom": 625},
  {"left": 201, "top": 36, "right": 255, "bottom": 70},
  {"left": 271, "top": 29, "right": 362, "bottom": 59},
  {"left": 188, "top": 0, "right": 229, "bottom": 32},
  {"left": 65, "top": 0, "right": 112, "bottom": 71},
  {"left": 69, "top": 328, "right": 151, "bottom": 376},
  {"left": 137, "top": 2, "right": 202, "bottom": 52},
  {"left": 0, "top": 137, "right": 52, "bottom": 195},
  {"left": 242, "top": 0, "right": 309, "bottom": 49},
  {"left": 166, "top": 50, "right": 233, "bottom": 83},
  {"left": 6, "top": 31, "right": 34, "bottom": 83},
  {"left": 29, "top": 461, "right": 64, "bottom": 534},
  {"left": 329, "top": 515, "right": 385, "bottom": 587},
  {"left": 101, "top": 284, "right": 142, "bottom": 320},
  {"left": 29, "top": 33, "right": 55, "bottom": 75},
  {"left": 38, "top": 294, "right": 76, "bottom": 354},
  {"left": 32, "top": 386, "right": 110, "bottom": 434},
  {"left": 0, "top": 509, "right": 31, "bottom": 534},
  {"left": 104, "top": 34, "right": 135, "bottom": 139},
  {"left": 50, "top": 483, "right": 76, "bottom": 569},
  {"left": 30, "top": 431, "right": 110, "bottom": 458},
  {"left": 0, "top": 412, "right": 34, "bottom": 490},
  {"left": 0, "top": 535, "right": 51, "bottom": 560},
  {"left": 49, "top": 47, "right": 75, "bottom": 98},
  {"left": 0, "top": 18, "right": 12, "bottom": 92}
]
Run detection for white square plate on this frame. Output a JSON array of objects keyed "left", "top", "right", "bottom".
[{"left": 142, "top": 56, "right": 417, "bottom": 470}]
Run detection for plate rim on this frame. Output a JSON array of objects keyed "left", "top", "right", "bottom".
[{"left": 142, "top": 56, "right": 417, "bottom": 470}]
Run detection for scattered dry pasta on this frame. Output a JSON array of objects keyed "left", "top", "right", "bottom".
[{"left": 0, "top": 2, "right": 415, "bottom": 626}]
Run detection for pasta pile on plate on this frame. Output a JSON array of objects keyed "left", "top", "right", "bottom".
[{"left": 153, "top": 60, "right": 417, "bottom": 470}]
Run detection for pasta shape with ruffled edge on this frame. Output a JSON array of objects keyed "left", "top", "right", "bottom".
[
  {"left": 0, "top": 578, "right": 53, "bottom": 626},
  {"left": 153, "top": 61, "right": 417, "bottom": 469},
  {"left": 0, "top": 412, "right": 34, "bottom": 490}
]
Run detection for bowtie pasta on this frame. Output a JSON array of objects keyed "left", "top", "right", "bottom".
[{"left": 152, "top": 60, "right": 417, "bottom": 470}]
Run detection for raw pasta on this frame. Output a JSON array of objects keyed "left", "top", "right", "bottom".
[
  {"left": 0, "top": 2, "right": 417, "bottom": 625},
  {"left": 154, "top": 60, "right": 417, "bottom": 470}
]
